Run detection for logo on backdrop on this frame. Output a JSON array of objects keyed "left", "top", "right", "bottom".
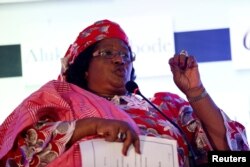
[
  {"left": 117, "top": 16, "right": 175, "bottom": 78},
  {"left": 230, "top": 18, "right": 250, "bottom": 70},
  {"left": 243, "top": 30, "right": 250, "bottom": 50},
  {"left": 25, "top": 47, "right": 62, "bottom": 63},
  {"left": 21, "top": 16, "right": 175, "bottom": 86},
  {"left": 21, "top": 44, "right": 65, "bottom": 85}
]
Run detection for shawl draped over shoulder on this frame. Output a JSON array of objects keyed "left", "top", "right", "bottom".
[{"left": 0, "top": 80, "right": 139, "bottom": 166}]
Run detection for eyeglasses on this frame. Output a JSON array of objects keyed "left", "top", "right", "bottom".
[{"left": 92, "top": 49, "right": 135, "bottom": 63}]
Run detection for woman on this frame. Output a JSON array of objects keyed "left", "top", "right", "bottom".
[{"left": 0, "top": 19, "right": 248, "bottom": 167}]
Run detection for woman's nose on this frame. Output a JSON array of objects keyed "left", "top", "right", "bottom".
[{"left": 112, "top": 55, "right": 125, "bottom": 64}]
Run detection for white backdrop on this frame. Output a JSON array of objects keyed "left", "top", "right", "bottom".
[{"left": 0, "top": 0, "right": 250, "bottom": 143}]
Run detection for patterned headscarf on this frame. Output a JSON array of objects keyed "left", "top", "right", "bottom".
[{"left": 58, "top": 19, "right": 130, "bottom": 81}]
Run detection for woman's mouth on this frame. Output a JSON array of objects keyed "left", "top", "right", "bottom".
[{"left": 114, "top": 67, "right": 127, "bottom": 78}]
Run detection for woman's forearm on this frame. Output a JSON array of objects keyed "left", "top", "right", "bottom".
[
  {"left": 186, "top": 86, "right": 229, "bottom": 150},
  {"left": 68, "top": 117, "right": 99, "bottom": 146}
]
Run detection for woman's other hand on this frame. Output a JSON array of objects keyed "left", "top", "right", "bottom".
[
  {"left": 70, "top": 117, "right": 140, "bottom": 156},
  {"left": 96, "top": 118, "right": 140, "bottom": 156}
]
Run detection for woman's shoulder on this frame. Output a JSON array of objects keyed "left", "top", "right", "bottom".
[
  {"left": 152, "top": 91, "right": 188, "bottom": 105},
  {"left": 153, "top": 91, "right": 183, "bottom": 100},
  {"left": 39, "top": 80, "right": 75, "bottom": 93}
]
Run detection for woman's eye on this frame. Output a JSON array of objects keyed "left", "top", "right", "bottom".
[
  {"left": 103, "top": 51, "right": 113, "bottom": 57},
  {"left": 123, "top": 53, "right": 130, "bottom": 58}
]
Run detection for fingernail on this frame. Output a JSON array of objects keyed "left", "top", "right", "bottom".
[
  {"left": 180, "top": 50, "right": 188, "bottom": 56},
  {"left": 97, "top": 132, "right": 104, "bottom": 136}
]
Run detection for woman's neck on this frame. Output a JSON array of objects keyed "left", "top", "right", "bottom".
[
  {"left": 86, "top": 87, "right": 129, "bottom": 101},
  {"left": 87, "top": 88, "right": 115, "bottom": 98}
]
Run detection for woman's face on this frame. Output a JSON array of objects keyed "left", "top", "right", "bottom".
[{"left": 86, "top": 38, "right": 133, "bottom": 96}]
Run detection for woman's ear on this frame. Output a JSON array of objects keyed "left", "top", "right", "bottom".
[{"left": 85, "top": 72, "right": 88, "bottom": 80}]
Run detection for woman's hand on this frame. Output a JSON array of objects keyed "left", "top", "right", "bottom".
[
  {"left": 169, "top": 51, "right": 229, "bottom": 150},
  {"left": 168, "top": 50, "right": 203, "bottom": 95},
  {"left": 70, "top": 117, "right": 140, "bottom": 156},
  {"left": 96, "top": 118, "right": 140, "bottom": 156}
]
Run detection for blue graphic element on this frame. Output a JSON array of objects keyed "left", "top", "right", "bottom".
[{"left": 174, "top": 28, "right": 231, "bottom": 62}]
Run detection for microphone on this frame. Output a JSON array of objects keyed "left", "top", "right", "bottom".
[{"left": 125, "top": 80, "right": 197, "bottom": 167}]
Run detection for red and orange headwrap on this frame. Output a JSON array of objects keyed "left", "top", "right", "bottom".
[{"left": 58, "top": 19, "right": 130, "bottom": 81}]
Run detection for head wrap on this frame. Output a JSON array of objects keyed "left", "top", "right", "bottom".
[{"left": 58, "top": 19, "right": 130, "bottom": 81}]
